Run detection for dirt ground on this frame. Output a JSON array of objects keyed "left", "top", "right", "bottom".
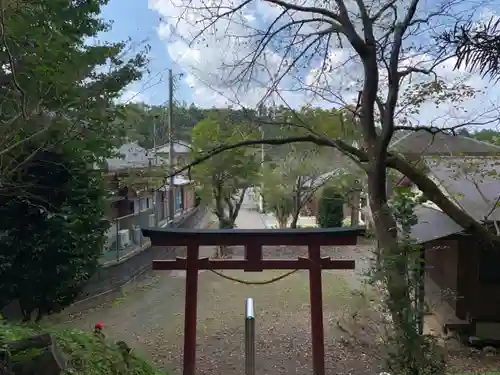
[{"left": 52, "top": 243, "right": 381, "bottom": 375}]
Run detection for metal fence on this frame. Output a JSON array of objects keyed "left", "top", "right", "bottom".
[
  {"left": 101, "top": 208, "right": 155, "bottom": 263},
  {"left": 101, "top": 192, "right": 196, "bottom": 263},
  {"left": 245, "top": 297, "right": 256, "bottom": 375}
]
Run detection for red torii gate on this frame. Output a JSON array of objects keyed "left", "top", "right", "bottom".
[{"left": 142, "top": 227, "right": 364, "bottom": 375}]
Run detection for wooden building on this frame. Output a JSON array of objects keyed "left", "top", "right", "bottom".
[
  {"left": 412, "top": 205, "right": 500, "bottom": 341},
  {"left": 361, "top": 130, "right": 500, "bottom": 341}
]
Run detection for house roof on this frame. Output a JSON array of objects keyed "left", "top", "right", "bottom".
[
  {"left": 410, "top": 205, "right": 463, "bottom": 244},
  {"left": 425, "top": 157, "right": 500, "bottom": 222},
  {"left": 153, "top": 141, "right": 191, "bottom": 154},
  {"left": 302, "top": 169, "right": 344, "bottom": 189},
  {"left": 390, "top": 130, "right": 500, "bottom": 156}
]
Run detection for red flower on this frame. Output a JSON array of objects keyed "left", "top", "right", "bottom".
[{"left": 95, "top": 322, "right": 104, "bottom": 330}]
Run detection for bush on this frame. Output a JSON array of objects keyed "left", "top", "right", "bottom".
[
  {"left": 317, "top": 187, "right": 344, "bottom": 228},
  {"left": 0, "top": 321, "right": 167, "bottom": 375},
  {"left": 0, "top": 149, "right": 109, "bottom": 321}
]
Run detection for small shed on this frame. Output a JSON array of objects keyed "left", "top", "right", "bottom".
[{"left": 411, "top": 157, "right": 500, "bottom": 340}]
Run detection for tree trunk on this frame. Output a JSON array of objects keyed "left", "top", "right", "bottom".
[
  {"left": 367, "top": 168, "right": 429, "bottom": 373},
  {"left": 367, "top": 169, "right": 408, "bottom": 326},
  {"left": 289, "top": 210, "right": 300, "bottom": 228},
  {"left": 277, "top": 217, "right": 288, "bottom": 228},
  {"left": 350, "top": 189, "right": 361, "bottom": 226},
  {"left": 216, "top": 218, "right": 234, "bottom": 257},
  {"left": 289, "top": 184, "right": 302, "bottom": 228}
]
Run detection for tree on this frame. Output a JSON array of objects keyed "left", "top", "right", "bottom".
[
  {"left": 317, "top": 187, "right": 344, "bottom": 228},
  {"left": 172, "top": 0, "right": 497, "bottom": 260},
  {"left": 0, "top": 0, "right": 148, "bottom": 198},
  {"left": 442, "top": 17, "right": 500, "bottom": 81},
  {"left": 263, "top": 147, "right": 347, "bottom": 228},
  {"left": 115, "top": 102, "right": 208, "bottom": 148},
  {"left": 0, "top": 148, "right": 109, "bottom": 321},
  {"left": 190, "top": 114, "right": 260, "bottom": 235},
  {"left": 0, "top": 0, "right": 147, "bottom": 320},
  {"left": 170, "top": 1, "right": 499, "bottom": 372},
  {"left": 261, "top": 106, "right": 360, "bottom": 228},
  {"left": 470, "top": 129, "right": 500, "bottom": 144}
]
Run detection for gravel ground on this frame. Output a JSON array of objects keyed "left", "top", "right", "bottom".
[
  {"left": 54, "top": 241, "right": 381, "bottom": 375},
  {"left": 50, "top": 238, "right": 500, "bottom": 375}
]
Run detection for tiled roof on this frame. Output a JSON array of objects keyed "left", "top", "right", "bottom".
[
  {"left": 302, "top": 169, "right": 344, "bottom": 189},
  {"left": 410, "top": 205, "right": 463, "bottom": 244},
  {"left": 390, "top": 130, "right": 500, "bottom": 156},
  {"left": 425, "top": 157, "right": 500, "bottom": 221},
  {"left": 153, "top": 141, "right": 191, "bottom": 154}
]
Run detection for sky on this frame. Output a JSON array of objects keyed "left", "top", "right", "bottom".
[
  {"left": 98, "top": 0, "right": 193, "bottom": 105},
  {"left": 100, "top": 0, "right": 500, "bottom": 131}
]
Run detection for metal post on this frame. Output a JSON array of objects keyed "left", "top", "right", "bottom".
[
  {"left": 167, "top": 69, "right": 176, "bottom": 225},
  {"left": 245, "top": 298, "right": 256, "bottom": 375}
]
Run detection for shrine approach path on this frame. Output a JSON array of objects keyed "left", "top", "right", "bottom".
[{"left": 55, "top": 198, "right": 379, "bottom": 375}]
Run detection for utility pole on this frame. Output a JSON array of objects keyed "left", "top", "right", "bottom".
[
  {"left": 153, "top": 122, "right": 157, "bottom": 165},
  {"left": 167, "top": 69, "right": 176, "bottom": 225},
  {"left": 258, "top": 104, "right": 265, "bottom": 212},
  {"left": 152, "top": 121, "right": 159, "bottom": 226}
]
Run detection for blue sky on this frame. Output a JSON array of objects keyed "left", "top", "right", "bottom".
[
  {"left": 96, "top": 0, "right": 500, "bottom": 132},
  {"left": 99, "top": 0, "right": 193, "bottom": 105}
]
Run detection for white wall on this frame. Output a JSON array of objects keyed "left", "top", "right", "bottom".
[{"left": 107, "top": 142, "right": 152, "bottom": 170}]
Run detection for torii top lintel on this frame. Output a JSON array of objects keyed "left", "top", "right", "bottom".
[{"left": 142, "top": 226, "right": 366, "bottom": 247}]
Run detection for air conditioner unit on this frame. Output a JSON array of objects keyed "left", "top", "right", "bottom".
[
  {"left": 118, "top": 229, "right": 131, "bottom": 248},
  {"left": 131, "top": 226, "right": 142, "bottom": 244}
]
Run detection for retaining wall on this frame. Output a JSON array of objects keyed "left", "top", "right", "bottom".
[{"left": 69, "top": 205, "right": 210, "bottom": 311}]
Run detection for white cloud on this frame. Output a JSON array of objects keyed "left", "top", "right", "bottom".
[{"left": 150, "top": 0, "right": 500, "bottom": 131}]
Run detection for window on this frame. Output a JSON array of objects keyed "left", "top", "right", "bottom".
[
  {"left": 479, "top": 248, "right": 500, "bottom": 284},
  {"left": 175, "top": 188, "right": 183, "bottom": 213}
]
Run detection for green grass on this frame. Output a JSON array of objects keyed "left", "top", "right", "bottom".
[{"left": 0, "top": 320, "right": 167, "bottom": 375}]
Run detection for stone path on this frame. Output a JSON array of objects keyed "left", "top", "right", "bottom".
[{"left": 55, "top": 196, "right": 380, "bottom": 375}]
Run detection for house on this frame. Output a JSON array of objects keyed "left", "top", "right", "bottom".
[
  {"left": 159, "top": 175, "right": 196, "bottom": 224},
  {"left": 150, "top": 140, "right": 191, "bottom": 170},
  {"left": 106, "top": 141, "right": 154, "bottom": 170},
  {"left": 100, "top": 141, "right": 197, "bottom": 261},
  {"left": 367, "top": 130, "right": 500, "bottom": 341}
]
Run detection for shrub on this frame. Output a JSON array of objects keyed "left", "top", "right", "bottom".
[
  {"left": 0, "top": 149, "right": 109, "bottom": 321},
  {"left": 0, "top": 321, "right": 167, "bottom": 375},
  {"left": 317, "top": 187, "right": 344, "bottom": 228}
]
